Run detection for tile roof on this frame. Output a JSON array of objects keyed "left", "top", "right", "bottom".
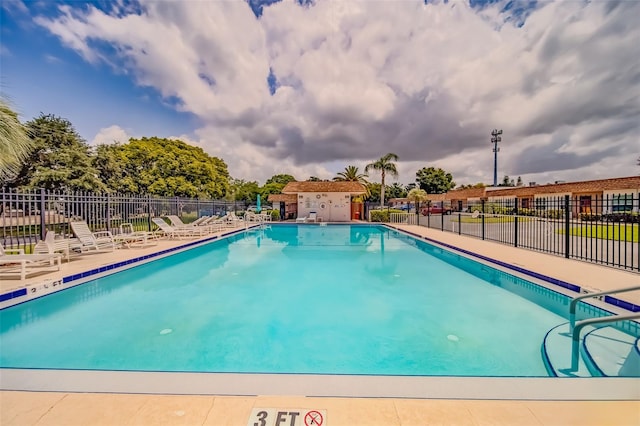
[
  {"left": 484, "top": 176, "right": 640, "bottom": 198},
  {"left": 282, "top": 181, "right": 367, "bottom": 194},
  {"left": 267, "top": 194, "right": 297, "bottom": 203}
]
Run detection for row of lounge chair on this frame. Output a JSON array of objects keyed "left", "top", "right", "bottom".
[{"left": 0, "top": 213, "right": 249, "bottom": 281}]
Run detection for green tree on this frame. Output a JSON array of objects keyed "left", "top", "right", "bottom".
[
  {"left": 260, "top": 174, "right": 296, "bottom": 204},
  {"left": 228, "top": 179, "right": 260, "bottom": 202},
  {"left": 365, "top": 153, "right": 399, "bottom": 207},
  {"left": 307, "top": 176, "right": 321, "bottom": 182},
  {"left": 93, "top": 143, "right": 125, "bottom": 192},
  {"left": 406, "top": 188, "right": 428, "bottom": 217},
  {"left": 386, "top": 182, "right": 407, "bottom": 199},
  {"left": 457, "top": 182, "right": 486, "bottom": 189},
  {"left": 266, "top": 174, "right": 296, "bottom": 185},
  {"left": 109, "top": 137, "right": 229, "bottom": 197},
  {"left": 500, "top": 175, "right": 515, "bottom": 187},
  {"left": 415, "top": 167, "right": 455, "bottom": 194},
  {"left": 0, "top": 98, "right": 33, "bottom": 184},
  {"left": 9, "top": 114, "right": 106, "bottom": 192},
  {"left": 516, "top": 176, "right": 523, "bottom": 187},
  {"left": 365, "top": 182, "right": 381, "bottom": 203}
]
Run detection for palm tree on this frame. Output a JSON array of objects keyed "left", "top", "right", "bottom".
[
  {"left": 0, "top": 98, "right": 33, "bottom": 183},
  {"left": 406, "top": 188, "right": 429, "bottom": 222},
  {"left": 334, "top": 165, "right": 370, "bottom": 200},
  {"left": 333, "top": 165, "right": 368, "bottom": 183},
  {"left": 365, "top": 153, "right": 399, "bottom": 208}
]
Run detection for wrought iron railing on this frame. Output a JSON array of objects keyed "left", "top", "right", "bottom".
[{"left": 0, "top": 188, "right": 249, "bottom": 252}]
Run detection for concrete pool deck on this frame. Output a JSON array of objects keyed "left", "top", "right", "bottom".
[{"left": 1, "top": 223, "right": 639, "bottom": 425}]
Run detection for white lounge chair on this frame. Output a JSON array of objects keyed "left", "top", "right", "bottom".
[
  {"left": 0, "top": 244, "right": 62, "bottom": 280},
  {"left": 308, "top": 212, "right": 318, "bottom": 223},
  {"left": 296, "top": 215, "right": 307, "bottom": 223},
  {"left": 70, "top": 221, "right": 116, "bottom": 253},
  {"left": 151, "top": 217, "right": 199, "bottom": 239},
  {"left": 33, "top": 230, "right": 74, "bottom": 261},
  {"left": 113, "top": 223, "right": 158, "bottom": 248}
]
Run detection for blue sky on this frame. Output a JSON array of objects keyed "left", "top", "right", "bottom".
[{"left": 1, "top": 0, "right": 638, "bottom": 185}]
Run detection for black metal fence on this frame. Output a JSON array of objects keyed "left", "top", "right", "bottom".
[
  {"left": 1, "top": 188, "right": 249, "bottom": 252},
  {"left": 369, "top": 195, "right": 640, "bottom": 273}
]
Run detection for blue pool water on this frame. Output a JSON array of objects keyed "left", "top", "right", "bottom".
[{"left": 1, "top": 225, "right": 572, "bottom": 376}]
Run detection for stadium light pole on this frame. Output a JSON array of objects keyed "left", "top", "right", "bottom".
[{"left": 491, "top": 129, "right": 503, "bottom": 187}]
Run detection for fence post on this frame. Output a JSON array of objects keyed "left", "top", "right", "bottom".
[
  {"left": 458, "top": 210, "right": 461, "bottom": 235},
  {"left": 564, "top": 195, "right": 570, "bottom": 258},
  {"left": 441, "top": 202, "right": 444, "bottom": 231},
  {"left": 481, "top": 199, "right": 485, "bottom": 240},
  {"left": 514, "top": 197, "right": 519, "bottom": 248},
  {"left": 146, "top": 195, "right": 152, "bottom": 232},
  {"left": 39, "top": 188, "right": 46, "bottom": 240},
  {"left": 106, "top": 192, "right": 111, "bottom": 233}
]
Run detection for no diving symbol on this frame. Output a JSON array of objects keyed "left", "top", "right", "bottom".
[{"left": 304, "top": 410, "right": 323, "bottom": 426}]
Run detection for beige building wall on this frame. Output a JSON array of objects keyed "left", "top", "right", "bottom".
[{"left": 297, "top": 192, "right": 352, "bottom": 221}]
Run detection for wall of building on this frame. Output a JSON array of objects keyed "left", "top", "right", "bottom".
[{"left": 297, "top": 192, "right": 352, "bottom": 221}]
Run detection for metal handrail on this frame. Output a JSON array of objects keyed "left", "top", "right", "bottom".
[
  {"left": 570, "top": 313, "right": 640, "bottom": 371},
  {"left": 569, "top": 285, "right": 640, "bottom": 331}
]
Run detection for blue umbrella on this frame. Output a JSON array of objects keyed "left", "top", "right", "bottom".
[{"left": 256, "top": 194, "right": 261, "bottom": 213}]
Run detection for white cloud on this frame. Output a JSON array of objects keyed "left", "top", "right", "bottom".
[
  {"left": 36, "top": 0, "right": 640, "bottom": 186},
  {"left": 91, "top": 124, "right": 131, "bottom": 146}
]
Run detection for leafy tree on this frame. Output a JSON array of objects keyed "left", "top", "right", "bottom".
[
  {"left": 366, "top": 182, "right": 381, "bottom": 203},
  {"left": 499, "top": 175, "right": 515, "bottom": 187},
  {"left": 457, "top": 182, "right": 486, "bottom": 189},
  {"left": 386, "top": 182, "right": 407, "bottom": 199},
  {"left": 0, "top": 98, "right": 33, "bottom": 184},
  {"left": 93, "top": 143, "right": 125, "bottom": 192},
  {"left": 9, "top": 113, "right": 106, "bottom": 192},
  {"left": 107, "top": 137, "right": 229, "bottom": 197},
  {"left": 307, "top": 176, "right": 321, "bottom": 181},
  {"left": 266, "top": 174, "right": 296, "bottom": 185},
  {"left": 406, "top": 188, "right": 428, "bottom": 217},
  {"left": 516, "top": 176, "right": 523, "bottom": 187},
  {"left": 415, "top": 167, "right": 455, "bottom": 194},
  {"left": 365, "top": 153, "right": 399, "bottom": 207},
  {"left": 405, "top": 183, "right": 417, "bottom": 192},
  {"left": 260, "top": 174, "right": 296, "bottom": 203},
  {"left": 228, "top": 179, "right": 260, "bottom": 202}
]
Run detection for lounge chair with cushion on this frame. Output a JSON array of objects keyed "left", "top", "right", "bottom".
[
  {"left": 0, "top": 244, "right": 62, "bottom": 280},
  {"left": 308, "top": 211, "right": 318, "bottom": 223},
  {"left": 70, "top": 221, "right": 116, "bottom": 253}
]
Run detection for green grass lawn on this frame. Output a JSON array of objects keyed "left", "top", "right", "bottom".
[
  {"left": 559, "top": 223, "right": 639, "bottom": 242},
  {"left": 450, "top": 216, "right": 533, "bottom": 224}
]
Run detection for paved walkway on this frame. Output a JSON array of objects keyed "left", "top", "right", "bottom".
[{"left": 2, "top": 223, "right": 639, "bottom": 425}]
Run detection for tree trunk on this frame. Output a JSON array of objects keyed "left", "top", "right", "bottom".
[{"left": 380, "top": 171, "right": 385, "bottom": 208}]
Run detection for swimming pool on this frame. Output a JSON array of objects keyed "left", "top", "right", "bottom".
[{"left": 0, "top": 225, "right": 613, "bottom": 376}]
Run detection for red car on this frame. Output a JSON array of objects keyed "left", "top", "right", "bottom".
[{"left": 422, "top": 205, "right": 452, "bottom": 215}]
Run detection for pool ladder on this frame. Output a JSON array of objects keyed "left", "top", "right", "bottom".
[{"left": 568, "top": 285, "right": 640, "bottom": 371}]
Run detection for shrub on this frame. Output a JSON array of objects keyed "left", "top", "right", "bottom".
[
  {"left": 270, "top": 209, "right": 280, "bottom": 221},
  {"left": 602, "top": 212, "right": 639, "bottom": 223},
  {"left": 369, "top": 209, "right": 403, "bottom": 222},
  {"left": 580, "top": 213, "right": 601, "bottom": 221}
]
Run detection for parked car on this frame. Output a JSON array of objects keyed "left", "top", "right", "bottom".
[{"left": 422, "top": 205, "right": 452, "bottom": 215}]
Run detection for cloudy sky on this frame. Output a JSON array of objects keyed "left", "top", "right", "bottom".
[{"left": 2, "top": 0, "right": 638, "bottom": 186}]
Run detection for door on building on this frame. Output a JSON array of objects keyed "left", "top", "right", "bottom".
[
  {"left": 580, "top": 195, "right": 592, "bottom": 214},
  {"left": 280, "top": 203, "right": 285, "bottom": 220}
]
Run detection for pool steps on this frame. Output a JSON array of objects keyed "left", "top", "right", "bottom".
[
  {"left": 543, "top": 322, "right": 640, "bottom": 377},
  {"left": 582, "top": 327, "right": 640, "bottom": 377}
]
